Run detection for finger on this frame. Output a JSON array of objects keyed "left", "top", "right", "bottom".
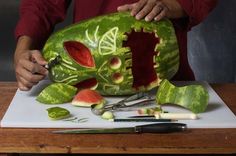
[
  {"left": 18, "top": 82, "right": 30, "bottom": 91},
  {"left": 33, "top": 63, "right": 48, "bottom": 75},
  {"left": 154, "top": 6, "right": 168, "bottom": 21},
  {"left": 136, "top": 1, "right": 156, "bottom": 20},
  {"left": 117, "top": 4, "right": 133, "bottom": 12},
  {"left": 31, "top": 50, "right": 47, "bottom": 65},
  {"left": 20, "top": 59, "right": 48, "bottom": 75},
  {"left": 131, "top": 0, "right": 147, "bottom": 17},
  {"left": 145, "top": 3, "right": 163, "bottom": 21},
  {"left": 16, "top": 76, "right": 30, "bottom": 91},
  {"left": 16, "top": 66, "right": 45, "bottom": 83},
  {"left": 18, "top": 76, "right": 35, "bottom": 89}
]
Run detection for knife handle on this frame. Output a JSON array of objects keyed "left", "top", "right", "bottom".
[{"left": 135, "top": 123, "right": 187, "bottom": 133}]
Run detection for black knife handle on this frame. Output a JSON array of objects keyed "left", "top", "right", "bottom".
[{"left": 135, "top": 123, "right": 187, "bottom": 133}]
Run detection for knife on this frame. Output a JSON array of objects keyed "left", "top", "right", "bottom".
[
  {"left": 128, "top": 113, "right": 198, "bottom": 120},
  {"left": 52, "top": 123, "right": 187, "bottom": 134},
  {"left": 44, "top": 55, "right": 62, "bottom": 69},
  {"left": 109, "top": 118, "right": 176, "bottom": 122}
]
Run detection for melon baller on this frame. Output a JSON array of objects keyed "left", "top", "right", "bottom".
[{"left": 91, "top": 92, "right": 156, "bottom": 115}]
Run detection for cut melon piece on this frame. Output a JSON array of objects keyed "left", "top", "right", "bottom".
[
  {"left": 156, "top": 79, "right": 209, "bottom": 113},
  {"left": 37, "top": 83, "right": 78, "bottom": 104},
  {"left": 47, "top": 107, "right": 71, "bottom": 120},
  {"left": 72, "top": 89, "right": 105, "bottom": 107},
  {"left": 101, "top": 111, "right": 114, "bottom": 120}
]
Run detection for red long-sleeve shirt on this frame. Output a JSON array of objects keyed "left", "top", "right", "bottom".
[{"left": 15, "top": 0, "right": 217, "bottom": 81}]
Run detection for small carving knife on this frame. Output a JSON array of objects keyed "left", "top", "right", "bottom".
[
  {"left": 52, "top": 123, "right": 187, "bottom": 134},
  {"left": 128, "top": 113, "right": 198, "bottom": 120},
  {"left": 44, "top": 55, "right": 62, "bottom": 69}
]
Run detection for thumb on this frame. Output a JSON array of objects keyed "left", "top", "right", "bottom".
[{"left": 31, "top": 50, "right": 47, "bottom": 65}]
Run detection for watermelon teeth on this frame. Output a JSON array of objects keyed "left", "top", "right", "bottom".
[{"left": 123, "top": 29, "right": 160, "bottom": 89}]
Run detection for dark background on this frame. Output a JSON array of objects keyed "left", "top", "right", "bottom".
[{"left": 0, "top": 0, "right": 235, "bottom": 82}]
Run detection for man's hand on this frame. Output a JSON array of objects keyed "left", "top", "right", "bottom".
[
  {"left": 118, "top": 0, "right": 186, "bottom": 22},
  {"left": 14, "top": 36, "right": 48, "bottom": 91}
]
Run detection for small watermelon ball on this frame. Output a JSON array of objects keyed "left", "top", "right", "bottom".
[
  {"left": 112, "top": 72, "right": 124, "bottom": 84},
  {"left": 72, "top": 89, "right": 105, "bottom": 107},
  {"left": 109, "top": 56, "right": 122, "bottom": 70}
]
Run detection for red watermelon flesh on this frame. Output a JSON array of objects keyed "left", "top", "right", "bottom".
[
  {"left": 64, "top": 41, "right": 95, "bottom": 68},
  {"left": 123, "top": 29, "right": 160, "bottom": 89},
  {"left": 72, "top": 89, "right": 105, "bottom": 107},
  {"left": 74, "top": 78, "right": 98, "bottom": 90}
]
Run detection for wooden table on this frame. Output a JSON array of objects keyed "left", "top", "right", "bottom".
[{"left": 0, "top": 82, "right": 236, "bottom": 154}]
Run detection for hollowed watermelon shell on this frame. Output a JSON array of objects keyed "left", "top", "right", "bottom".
[{"left": 42, "top": 12, "right": 179, "bottom": 95}]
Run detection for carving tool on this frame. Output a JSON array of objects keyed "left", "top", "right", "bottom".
[
  {"left": 52, "top": 123, "right": 187, "bottom": 134},
  {"left": 128, "top": 113, "right": 198, "bottom": 120}
]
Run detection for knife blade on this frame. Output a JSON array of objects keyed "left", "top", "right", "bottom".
[
  {"left": 52, "top": 123, "right": 187, "bottom": 134},
  {"left": 44, "top": 55, "right": 62, "bottom": 69}
]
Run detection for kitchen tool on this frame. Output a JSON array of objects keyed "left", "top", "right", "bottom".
[
  {"left": 109, "top": 118, "right": 176, "bottom": 122},
  {"left": 91, "top": 92, "right": 156, "bottom": 115},
  {"left": 128, "top": 113, "right": 198, "bottom": 120},
  {"left": 52, "top": 123, "right": 187, "bottom": 134},
  {"left": 44, "top": 55, "right": 62, "bottom": 69}
]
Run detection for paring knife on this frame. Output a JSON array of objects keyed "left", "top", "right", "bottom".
[
  {"left": 128, "top": 113, "right": 198, "bottom": 120},
  {"left": 52, "top": 123, "right": 187, "bottom": 134},
  {"left": 44, "top": 55, "right": 62, "bottom": 69}
]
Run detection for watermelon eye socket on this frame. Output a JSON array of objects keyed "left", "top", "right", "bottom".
[{"left": 63, "top": 41, "right": 95, "bottom": 68}]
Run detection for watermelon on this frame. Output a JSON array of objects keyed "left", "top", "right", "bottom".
[
  {"left": 72, "top": 89, "right": 105, "bottom": 107},
  {"left": 46, "top": 107, "right": 71, "bottom": 120},
  {"left": 36, "top": 83, "right": 77, "bottom": 104},
  {"left": 156, "top": 79, "right": 209, "bottom": 113},
  {"left": 42, "top": 12, "right": 179, "bottom": 95}
]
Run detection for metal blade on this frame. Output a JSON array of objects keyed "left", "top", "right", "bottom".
[
  {"left": 52, "top": 127, "right": 134, "bottom": 134},
  {"left": 45, "top": 55, "right": 62, "bottom": 69},
  {"left": 128, "top": 115, "right": 155, "bottom": 118}
]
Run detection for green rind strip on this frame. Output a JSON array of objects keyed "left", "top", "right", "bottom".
[
  {"left": 47, "top": 107, "right": 71, "bottom": 120},
  {"left": 37, "top": 83, "right": 78, "bottom": 104},
  {"left": 156, "top": 79, "right": 209, "bottom": 113}
]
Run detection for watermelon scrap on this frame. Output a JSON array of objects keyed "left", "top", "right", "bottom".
[
  {"left": 72, "top": 89, "right": 105, "bottom": 107},
  {"left": 156, "top": 79, "right": 209, "bottom": 113}
]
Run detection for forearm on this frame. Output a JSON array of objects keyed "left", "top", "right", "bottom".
[{"left": 14, "top": 36, "right": 35, "bottom": 60}]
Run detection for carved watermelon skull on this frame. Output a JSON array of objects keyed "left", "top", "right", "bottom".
[{"left": 42, "top": 12, "right": 179, "bottom": 95}]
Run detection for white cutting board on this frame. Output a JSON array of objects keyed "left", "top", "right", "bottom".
[{"left": 1, "top": 80, "right": 236, "bottom": 128}]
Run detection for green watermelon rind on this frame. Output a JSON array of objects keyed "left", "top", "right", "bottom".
[
  {"left": 36, "top": 83, "right": 78, "bottom": 104},
  {"left": 42, "top": 12, "right": 179, "bottom": 95},
  {"left": 46, "top": 106, "right": 71, "bottom": 120},
  {"left": 156, "top": 79, "right": 209, "bottom": 113}
]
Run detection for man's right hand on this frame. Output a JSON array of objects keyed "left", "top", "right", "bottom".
[{"left": 14, "top": 36, "right": 48, "bottom": 91}]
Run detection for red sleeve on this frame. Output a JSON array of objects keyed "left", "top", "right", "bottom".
[
  {"left": 176, "top": 0, "right": 218, "bottom": 30},
  {"left": 15, "top": 0, "right": 71, "bottom": 49}
]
